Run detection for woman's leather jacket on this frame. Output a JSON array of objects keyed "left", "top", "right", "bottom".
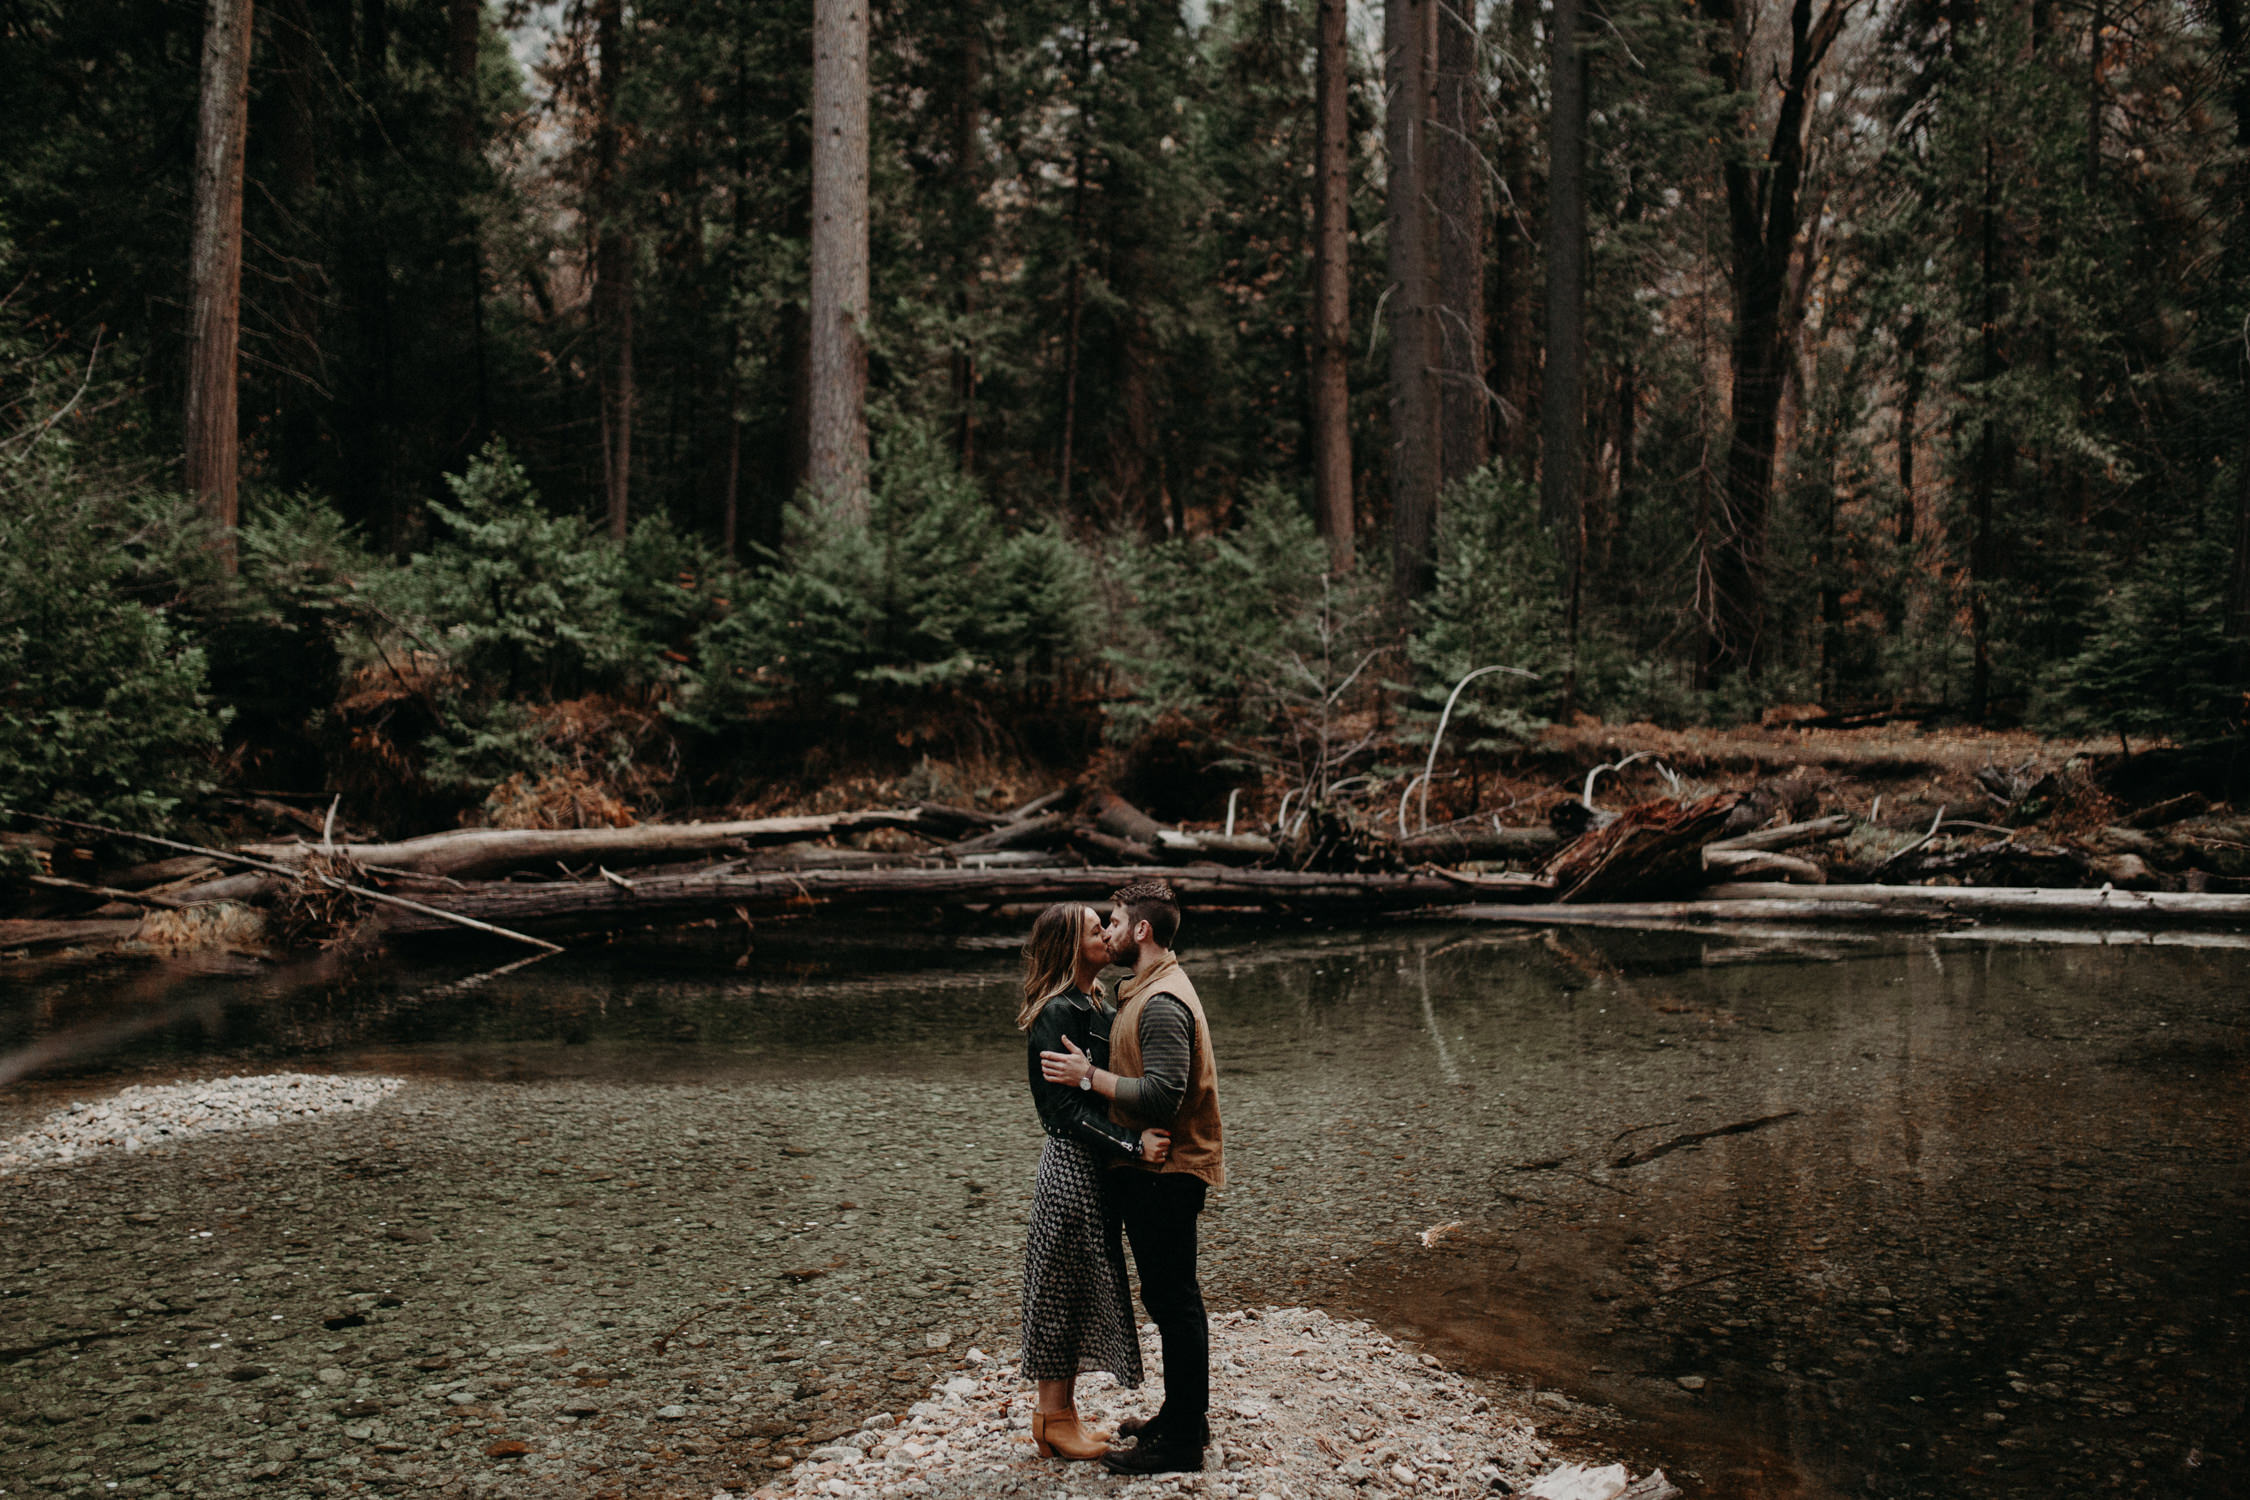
[{"left": 1025, "top": 987, "right": 1141, "bottom": 1161}]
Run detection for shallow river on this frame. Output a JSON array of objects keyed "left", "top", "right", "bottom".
[{"left": 1, "top": 923, "right": 2243, "bottom": 1499}]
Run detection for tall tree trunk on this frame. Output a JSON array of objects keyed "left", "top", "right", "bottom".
[
  {"left": 1896, "top": 312, "right": 1922, "bottom": 548},
  {"left": 185, "top": 0, "right": 255, "bottom": 573},
  {"left": 1311, "top": 0, "right": 1355, "bottom": 571},
  {"left": 1386, "top": 0, "right": 1440, "bottom": 602},
  {"left": 1614, "top": 357, "right": 1638, "bottom": 548},
  {"left": 1697, "top": 0, "right": 1849, "bottom": 683},
  {"left": 592, "top": 0, "right": 634, "bottom": 540},
  {"left": 1434, "top": 0, "right": 1486, "bottom": 486},
  {"left": 2214, "top": 0, "right": 2250, "bottom": 656},
  {"left": 1489, "top": 0, "right": 1537, "bottom": 459},
  {"left": 1542, "top": 0, "right": 1586, "bottom": 617},
  {"left": 1970, "top": 132, "right": 2006, "bottom": 722},
  {"left": 808, "top": 0, "right": 871, "bottom": 516},
  {"left": 450, "top": 0, "right": 488, "bottom": 441}
]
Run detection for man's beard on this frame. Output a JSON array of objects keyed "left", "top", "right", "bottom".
[{"left": 1109, "top": 937, "right": 1139, "bottom": 968}]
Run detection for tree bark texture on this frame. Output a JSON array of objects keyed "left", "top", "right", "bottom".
[
  {"left": 592, "top": 0, "right": 635, "bottom": 541},
  {"left": 1386, "top": 0, "right": 1441, "bottom": 601},
  {"left": 1312, "top": 0, "right": 1356, "bottom": 571},
  {"left": 1541, "top": 0, "right": 1587, "bottom": 581},
  {"left": 1697, "top": 0, "right": 1850, "bottom": 682},
  {"left": 185, "top": 0, "right": 256, "bottom": 573},
  {"left": 809, "top": 0, "right": 871, "bottom": 517},
  {"left": 1433, "top": 0, "right": 1486, "bottom": 485}
]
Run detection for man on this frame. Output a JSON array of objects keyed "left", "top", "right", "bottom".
[{"left": 1041, "top": 878, "right": 1224, "bottom": 1476}]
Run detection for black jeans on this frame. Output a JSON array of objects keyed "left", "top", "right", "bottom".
[{"left": 1109, "top": 1169, "right": 1209, "bottom": 1432}]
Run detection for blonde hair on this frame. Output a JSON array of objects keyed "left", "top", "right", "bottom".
[{"left": 1017, "top": 901, "right": 1095, "bottom": 1030}]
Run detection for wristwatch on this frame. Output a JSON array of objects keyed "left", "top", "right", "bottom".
[{"left": 1077, "top": 1069, "right": 1095, "bottom": 1092}]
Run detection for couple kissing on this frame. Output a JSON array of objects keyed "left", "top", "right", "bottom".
[{"left": 1014, "top": 879, "right": 1224, "bottom": 1476}]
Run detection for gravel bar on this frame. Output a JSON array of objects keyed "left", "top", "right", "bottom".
[
  {"left": 0, "top": 1071, "right": 1633, "bottom": 1498},
  {"left": 1, "top": 1074, "right": 405, "bottom": 1175}
]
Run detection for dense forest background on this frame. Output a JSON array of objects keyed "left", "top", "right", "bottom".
[{"left": 3, "top": 0, "right": 2248, "bottom": 838}]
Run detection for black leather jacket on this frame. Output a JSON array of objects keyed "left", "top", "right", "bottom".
[{"left": 1025, "top": 987, "right": 1142, "bottom": 1161}]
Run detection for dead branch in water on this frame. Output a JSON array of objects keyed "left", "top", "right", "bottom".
[{"left": 1610, "top": 1111, "right": 1801, "bottom": 1169}]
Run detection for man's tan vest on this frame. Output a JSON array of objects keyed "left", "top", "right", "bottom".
[{"left": 1108, "top": 953, "right": 1225, "bottom": 1187}]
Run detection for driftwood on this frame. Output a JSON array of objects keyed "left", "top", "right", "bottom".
[
  {"left": 1538, "top": 793, "right": 1744, "bottom": 903},
  {"left": 378, "top": 864, "right": 1505, "bottom": 939},
  {"left": 237, "top": 806, "right": 977, "bottom": 880},
  {"left": 1610, "top": 1111, "right": 1800, "bottom": 1169}
]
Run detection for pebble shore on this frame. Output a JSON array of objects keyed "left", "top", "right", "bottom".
[
  {"left": 0, "top": 1074, "right": 405, "bottom": 1175},
  {"left": 752, "top": 1306, "right": 1567, "bottom": 1500}
]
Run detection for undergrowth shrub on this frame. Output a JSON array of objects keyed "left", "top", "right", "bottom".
[
  {"left": 2051, "top": 528, "right": 2240, "bottom": 741},
  {"left": 1103, "top": 485, "right": 1341, "bottom": 738},
  {"left": 682, "top": 421, "right": 1094, "bottom": 727},
  {"left": 375, "top": 440, "right": 640, "bottom": 701},
  {"left": 0, "top": 471, "right": 224, "bottom": 833}
]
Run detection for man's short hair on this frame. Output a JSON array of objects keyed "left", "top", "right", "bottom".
[{"left": 1112, "top": 878, "right": 1181, "bottom": 949}]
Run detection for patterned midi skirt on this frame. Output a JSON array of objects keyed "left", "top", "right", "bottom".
[{"left": 1020, "top": 1136, "right": 1144, "bottom": 1384}]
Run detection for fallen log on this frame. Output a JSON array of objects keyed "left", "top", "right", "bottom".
[
  {"left": 1396, "top": 826, "right": 1560, "bottom": 864},
  {"left": 1704, "top": 813, "right": 1853, "bottom": 853},
  {"left": 378, "top": 864, "right": 1512, "bottom": 940},
  {"left": 1154, "top": 829, "right": 1279, "bottom": 863},
  {"left": 239, "top": 807, "right": 959, "bottom": 880},
  {"left": 945, "top": 813, "right": 1069, "bottom": 856},
  {"left": 1701, "top": 849, "right": 1825, "bottom": 883},
  {"left": 1539, "top": 793, "right": 1744, "bottom": 903},
  {"left": 0, "top": 917, "right": 144, "bottom": 950},
  {"left": 1085, "top": 788, "right": 1167, "bottom": 845}
]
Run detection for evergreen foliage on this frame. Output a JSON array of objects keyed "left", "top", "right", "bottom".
[
  {"left": 1407, "top": 469, "right": 1566, "bottom": 748},
  {"left": 683, "top": 421, "right": 1094, "bottom": 721}
]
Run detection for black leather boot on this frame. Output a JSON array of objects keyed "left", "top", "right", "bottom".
[{"left": 1103, "top": 1428, "right": 1206, "bottom": 1476}]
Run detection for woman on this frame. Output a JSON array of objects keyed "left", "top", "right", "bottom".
[{"left": 1017, "top": 901, "right": 1169, "bottom": 1460}]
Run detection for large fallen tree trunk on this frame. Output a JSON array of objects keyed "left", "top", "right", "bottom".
[
  {"left": 378, "top": 864, "right": 1516, "bottom": 939},
  {"left": 237, "top": 806, "right": 977, "bottom": 881},
  {"left": 1450, "top": 883, "right": 2250, "bottom": 929}
]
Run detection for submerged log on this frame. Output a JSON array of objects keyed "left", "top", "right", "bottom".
[
  {"left": 1538, "top": 793, "right": 1744, "bottom": 903},
  {"left": 239, "top": 807, "right": 965, "bottom": 880},
  {"left": 378, "top": 864, "right": 1508, "bottom": 939}
]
